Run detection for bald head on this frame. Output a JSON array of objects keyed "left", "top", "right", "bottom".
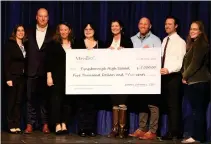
[
  {"left": 138, "top": 17, "right": 151, "bottom": 36},
  {"left": 36, "top": 8, "right": 49, "bottom": 28}
]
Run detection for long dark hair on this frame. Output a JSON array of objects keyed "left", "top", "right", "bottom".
[
  {"left": 9, "top": 24, "right": 28, "bottom": 42},
  {"left": 53, "top": 22, "right": 75, "bottom": 45},
  {"left": 186, "top": 21, "right": 208, "bottom": 51}
]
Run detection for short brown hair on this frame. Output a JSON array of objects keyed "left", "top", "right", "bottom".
[{"left": 9, "top": 24, "right": 27, "bottom": 42}]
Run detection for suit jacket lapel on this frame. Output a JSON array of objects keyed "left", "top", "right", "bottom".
[
  {"left": 40, "top": 27, "right": 51, "bottom": 50},
  {"left": 14, "top": 42, "right": 24, "bottom": 59},
  {"left": 32, "top": 28, "right": 40, "bottom": 50}
]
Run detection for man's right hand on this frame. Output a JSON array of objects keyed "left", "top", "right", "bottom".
[
  {"left": 47, "top": 77, "right": 54, "bottom": 87},
  {"left": 6, "top": 80, "right": 13, "bottom": 87}
]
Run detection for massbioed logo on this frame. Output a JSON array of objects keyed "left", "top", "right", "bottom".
[{"left": 76, "top": 56, "right": 95, "bottom": 60}]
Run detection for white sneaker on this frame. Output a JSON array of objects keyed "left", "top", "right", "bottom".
[
  {"left": 181, "top": 137, "right": 196, "bottom": 143},
  {"left": 56, "top": 124, "right": 62, "bottom": 132},
  {"left": 61, "top": 123, "right": 67, "bottom": 131}
]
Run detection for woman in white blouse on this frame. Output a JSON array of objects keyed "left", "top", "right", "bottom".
[{"left": 106, "top": 20, "right": 133, "bottom": 139}]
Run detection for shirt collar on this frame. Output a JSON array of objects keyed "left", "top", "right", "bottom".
[
  {"left": 137, "top": 31, "right": 151, "bottom": 40},
  {"left": 36, "top": 24, "right": 48, "bottom": 32},
  {"left": 168, "top": 32, "right": 178, "bottom": 39}
]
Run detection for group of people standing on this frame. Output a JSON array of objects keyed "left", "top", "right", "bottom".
[{"left": 3, "top": 7, "right": 210, "bottom": 143}]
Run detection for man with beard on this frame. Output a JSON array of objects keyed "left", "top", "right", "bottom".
[{"left": 129, "top": 17, "right": 161, "bottom": 140}]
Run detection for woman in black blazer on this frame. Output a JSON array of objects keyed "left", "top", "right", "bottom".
[
  {"left": 106, "top": 20, "right": 133, "bottom": 139},
  {"left": 4, "top": 24, "right": 27, "bottom": 133},
  {"left": 74, "top": 22, "right": 105, "bottom": 137},
  {"left": 46, "top": 22, "right": 75, "bottom": 135}
]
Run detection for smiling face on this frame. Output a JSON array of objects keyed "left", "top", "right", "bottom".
[
  {"left": 165, "top": 18, "right": 177, "bottom": 35},
  {"left": 36, "top": 8, "right": 49, "bottom": 28},
  {"left": 16, "top": 26, "right": 25, "bottom": 40},
  {"left": 84, "top": 24, "right": 95, "bottom": 39},
  {"left": 59, "top": 24, "right": 71, "bottom": 40},
  {"left": 138, "top": 17, "right": 151, "bottom": 36},
  {"left": 111, "top": 21, "right": 122, "bottom": 35},
  {"left": 189, "top": 22, "right": 201, "bottom": 39}
]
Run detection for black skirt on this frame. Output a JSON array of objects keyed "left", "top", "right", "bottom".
[{"left": 110, "top": 94, "right": 128, "bottom": 106}]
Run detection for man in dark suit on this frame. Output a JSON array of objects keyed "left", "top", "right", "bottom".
[{"left": 24, "top": 8, "right": 54, "bottom": 134}]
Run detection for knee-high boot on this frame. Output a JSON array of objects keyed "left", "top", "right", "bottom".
[
  {"left": 108, "top": 107, "right": 119, "bottom": 137},
  {"left": 119, "top": 107, "right": 127, "bottom": 139}
]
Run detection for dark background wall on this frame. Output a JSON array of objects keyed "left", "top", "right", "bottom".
[{"left": 1, "top": 1, "right": 211, "bottom": 44}]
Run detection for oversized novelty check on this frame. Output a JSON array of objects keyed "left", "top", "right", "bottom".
[{"left": 66, "top": 48, "right": 161, "bottom": 94}]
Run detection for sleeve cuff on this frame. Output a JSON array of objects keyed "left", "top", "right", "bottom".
[{"left": 167, "top": 68, "right": 173, "bottom": 74}]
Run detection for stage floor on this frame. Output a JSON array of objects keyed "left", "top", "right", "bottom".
[{"left": 1, "top": 131, "right": 199, "bottom": 144}]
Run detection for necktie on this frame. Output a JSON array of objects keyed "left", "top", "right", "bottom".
[{"left": 161, "top": 37, "right": 170, "bottom": 68}]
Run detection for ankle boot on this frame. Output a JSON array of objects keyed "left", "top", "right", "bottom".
[
  {"left": 119, "top": 107, "right": 127, "bottom": 139},
  {"left": 108, "top": 107, "right": 119, "bottom": 138}
]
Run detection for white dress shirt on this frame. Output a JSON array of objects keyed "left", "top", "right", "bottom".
[
  {"left": 36, "top": 25, "right": 48, "bottom": 49},
  {"left": 161, "top": 32, "right": 186, "bottom": 73}
]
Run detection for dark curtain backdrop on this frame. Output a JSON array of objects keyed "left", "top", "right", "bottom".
[{"left": 1, "top": 1, "right": 211, "bottom": 141}]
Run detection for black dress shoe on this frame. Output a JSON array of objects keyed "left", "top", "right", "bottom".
[
  {"left": 161, "top": 132, "right": 178, "bottom": 140},
  {"left": 88, "top": 131, "right": 96, "bottom": 137},
  {"left": 161, "top": 132, "right": 173, "bottom": 140},
  {"left": 78, "top": 129, "right": 86, "bottom": 137}
]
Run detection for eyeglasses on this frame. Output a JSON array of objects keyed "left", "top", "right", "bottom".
[{"left": 85, "top": 28, "right": 93, "bottom": 31}]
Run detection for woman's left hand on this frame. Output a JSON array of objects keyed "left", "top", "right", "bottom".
[
  {"left": 117, "top": 46, "right": 124, "bottom": 50},
  {"left": 182, "top": 79, "right": 188, "bottom": 84}
]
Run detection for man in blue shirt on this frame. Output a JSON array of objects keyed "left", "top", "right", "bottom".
[
  {"left": 129, "top": 17, "right": 161, "bottom": 140},
  {"left": 131, "top": 17, "right": 161, "bottom": 48}
]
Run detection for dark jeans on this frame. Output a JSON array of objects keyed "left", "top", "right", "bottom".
[
  {"left": 183, "top": 82, "right": 209, "bottom": 142},
  {"left": 7, "top": 75, "right": 26, "bottom": 129},
  {"left": 26, "top": 76, "right": 49, "bottom": 126},
  {"left": 161, "top": 73, "right": 183, "bottom": 136}
]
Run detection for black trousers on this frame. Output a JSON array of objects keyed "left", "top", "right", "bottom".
[
  {"left": 161, "top": 73, "right": 183, "bottom": 136},
  {"left": 76, "top": 95, "right": 97, "bottom": 131},
  {"left": 26, "top": 76, "right": 48, "bottom": 126},
  {"left": 183, "top": 82, "right": 209, "bottom": 142},
  {"left": 50, "top": 83, "right": 72, "bottom": 125},
  {"left": 7, "top": 75, "right": 26, "bottom": 129}
]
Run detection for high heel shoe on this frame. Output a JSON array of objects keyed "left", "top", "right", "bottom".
[
  {"left": 61, "top": 123, "right": 68, "bottom": 134},
  {"left": 55, "top": 124, "right": 62, "bottom": 135},
  {"left": 9, "top": 128, "right": 17, "bottom": 134},
  {"left": 15, "top": 128, "right": 22, "bottom": 134}
]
